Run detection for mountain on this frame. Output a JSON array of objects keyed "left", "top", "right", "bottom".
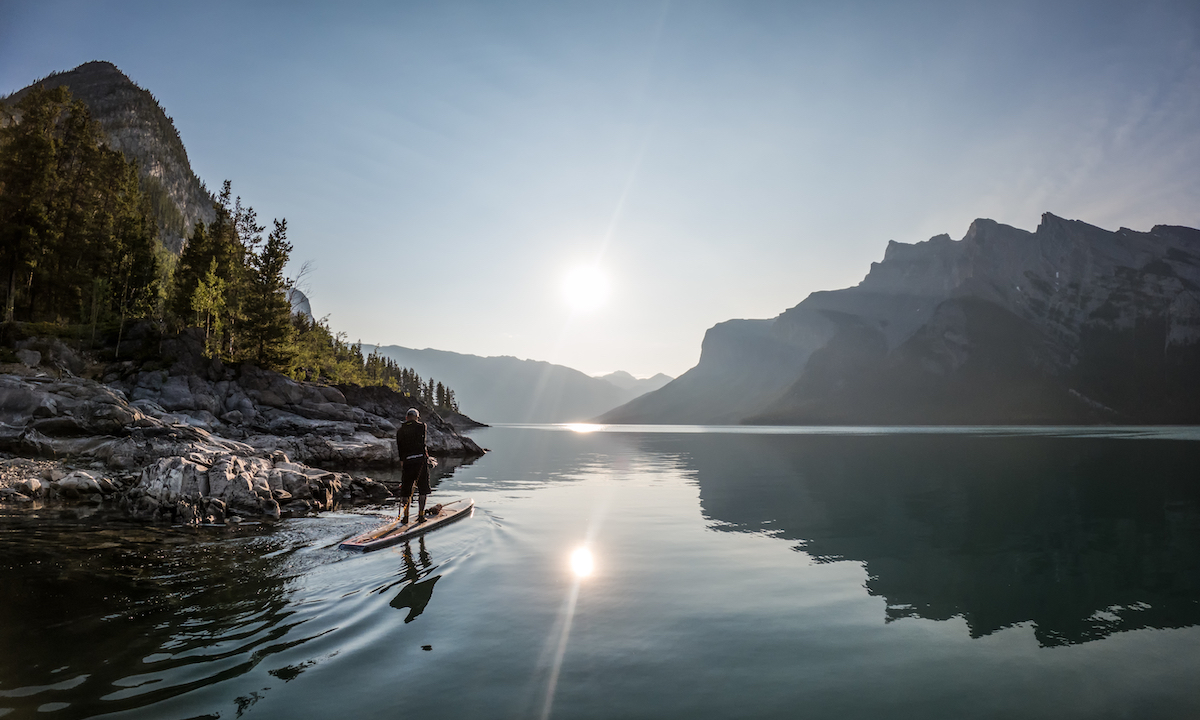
[
  {"left": 364, "top": 345, "right": 670, "bottom": 424},
  {"left": 595, "top": 370, "right": 673, "bottom": 395},
  {"left": 2, "top": 61, "right": 213, "bottom": 252},
  {"left": 600, "top": 213, "right": 1200, "bottom": 425}
]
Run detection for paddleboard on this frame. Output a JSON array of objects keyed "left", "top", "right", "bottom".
[{"left": 340, "top": 498, "right": 474, "bottom": 552}]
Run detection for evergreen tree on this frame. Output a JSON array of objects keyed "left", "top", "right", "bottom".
[
  {"left": 171, "top": 181, "right": 239, "bottom": 329},
  {"left": 243, "top": 218, "right": 295, "bottom": 371},
  {"left": 0, "top": 86, "right": 69, "bottom": 322},
  {"left": 0, "top": 85, "right": 161, "bottom": 326}
]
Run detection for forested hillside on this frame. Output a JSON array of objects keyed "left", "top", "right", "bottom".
[
  {"left": 3, "top": 61, "right": 215, "bottom": 251},
  {"left": 0, "top": 75, "right": 463, "bottom": 416}
]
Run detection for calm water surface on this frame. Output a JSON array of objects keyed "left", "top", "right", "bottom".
[{"left": 2, "top": 425, "right": 1199, "bottom": 719}]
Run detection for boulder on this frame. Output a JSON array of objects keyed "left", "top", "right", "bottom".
[
  {"left": 16, "top": 477, "right": 43, "bottom": 497},
  {"left": 128, "top": 450, "right": 352, "bottom": 524},
  {"left": 53, "top": 471, "right": 104, "bottom": 498},
  {"left": 15, "top": 349, "right": 41, "bottom": 367},
  {"left": 158, "top": 375, "right": 196, "bottom": 411},
  {"left": 15, "top": 337, "right": 85, "bottom": 375}
]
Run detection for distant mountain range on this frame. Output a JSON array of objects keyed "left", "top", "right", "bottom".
[
  {"left": 3, "top": 61, "right": 214, "bottom": 252},
  {"left": 595, "top": 370, "right": 673, "bottom": 395},
  {"left": 364, "top": 345, "right": 672, "bottom": 424},
  {"left": 601, "top": 214, "right": 1200, "bottom": 425}
]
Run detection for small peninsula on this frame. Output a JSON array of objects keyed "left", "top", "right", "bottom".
[{"left": 0, "top": 62, "right": 483, "bottom": 524}]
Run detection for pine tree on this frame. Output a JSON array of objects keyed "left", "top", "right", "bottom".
[
  {"left": 242, "top": 218, "right": 295, "bottom": 371},
  {"left": 0, "top": 86, "right": 68, "bottom": 321},
  {"left": 0, "top": 85, "right": 160, "bottom": 326},
  {"left": 172, "top": 220, "right": 213, "bottom": 320},
  {"left": 171, "top": 181, "right": 241, "bottom": 340}
]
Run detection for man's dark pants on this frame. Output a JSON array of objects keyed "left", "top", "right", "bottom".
[{"left": 400, "top": 457, "right": 431, "bottom": 515}]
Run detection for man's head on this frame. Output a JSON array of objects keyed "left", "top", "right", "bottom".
[{"left": 406, "top": 408, "right": 419, "bottom": 421}]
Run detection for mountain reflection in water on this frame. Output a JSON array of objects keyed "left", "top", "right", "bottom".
[{"left": 676, "top": 432, "right": 1200, "bottom": 646}]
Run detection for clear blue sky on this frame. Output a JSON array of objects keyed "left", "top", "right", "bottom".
[{"left": 3, "top": 1, "right": 1199, "bottom": 377}]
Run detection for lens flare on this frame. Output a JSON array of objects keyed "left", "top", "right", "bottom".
[
  {"left": 562, "top": 266, "right": 609, "bottom": 312},
  {"left": 570, "top": 547, "right": 594, "bottom": 578}
]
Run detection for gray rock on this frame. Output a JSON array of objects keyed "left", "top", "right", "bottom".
[
  {"left": 16, "top": 337, "right": 85, "bottom": 375},
  {"left": 158, "top": 375, "right": 196, "bottom": 411},
  {"left": 136, "top": 370, "right": 168, "bottom": 390},
  {"left": 16, "top": 478, "right": 43, "bottom": 497},
  {"left": 178, "top": 410, "right": 219, "bottom": 431},
  {"left": 0, "top": 380, "right": 41, "bottom": 414},
  {"left": 55, "top": 471, "right": 103, "bottom": 495},
  {"left": 281, "top": 499, "right": 313, "bottom": 516},
  {"left": 255, "top": 390, "right": 286, "bottom": 408},
  {"left": 20, "top": 428, "right": 55, "bottom": 457},
  {"left": 15, "top": 349, "right": 41, "bottom": 367},
  {"left": 128, "top": 449, "right": 349, "bottom": 524},
  {"left": 317, "top": 386, "right": 346, "bottom": 404},
  {"left": 2, "top": 489, "right": 33, "bottom": 505},
  {"left": 32, "top": 395, "right": 58, "bottom": 418},
  {"left": 1, "top": 351, "right": 484, "bottom": 523}
]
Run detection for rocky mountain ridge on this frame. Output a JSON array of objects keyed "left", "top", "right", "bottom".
[
  {"left": 2, "top": 61, "right": 214, "bottom": 252},
  {"left": 601, "top": 213, "right": 1200, "bottom": 424}
]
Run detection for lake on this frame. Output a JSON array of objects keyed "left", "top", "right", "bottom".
[{"left": 2, "top": 425, "right": 1199, "bottom": 719}]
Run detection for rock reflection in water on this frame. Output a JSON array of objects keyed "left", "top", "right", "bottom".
[
  {"left": 677, "top": 432, "right": 1200, "bottom": 646},
  {"left": 0, "top": 512, "right": 334, "bottom": 719}
]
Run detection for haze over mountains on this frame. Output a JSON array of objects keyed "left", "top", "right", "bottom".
[
  {"left": 364, "top": 345, "right": 671, "bottom": 424},
  {"left": 3, "top": 61, "right": 214, "bottom": 252},
  {"left": 11, "top": 61, "right": 1196, "bottom": 426},
  {"left": 602, "top": 214, "right": 1200, "bottom": 425},
  {"left": 596, "top": 370, "right": 673, "bottom": 395}
]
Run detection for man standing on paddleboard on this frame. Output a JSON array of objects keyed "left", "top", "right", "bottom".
[{"left": 397, "top": 408, "right": 434, "bottom": 524}]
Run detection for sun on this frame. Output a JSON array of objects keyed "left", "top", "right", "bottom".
[{"left": 562, "top": 265, "right": 610, "bottom": 312}]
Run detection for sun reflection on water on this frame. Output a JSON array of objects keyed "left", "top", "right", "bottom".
[
  {"left": 570, "top": 547, "right": 594, "bottom": 578},
  {"left": 539, "top": 545, "right": 600, "bottom": 719}
]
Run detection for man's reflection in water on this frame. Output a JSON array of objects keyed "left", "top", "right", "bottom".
[{"left": 390, "top": 536, "right": 441, "bottom": 623}]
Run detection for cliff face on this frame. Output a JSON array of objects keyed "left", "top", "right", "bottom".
[
  {"left": 3, "top": 61, "right": 214, "bottom": 253},
  {"left": 600, "top": 213, "right": 1200, "bottom": 424}
]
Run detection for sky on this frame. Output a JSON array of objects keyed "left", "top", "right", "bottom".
[{"left": 2, "top": 0, "right": 1199, "bottom": 378}]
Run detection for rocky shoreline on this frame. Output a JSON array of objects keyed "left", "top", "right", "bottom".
[{"left": 0, "top": 332, "right": 486, "bottom": 525}]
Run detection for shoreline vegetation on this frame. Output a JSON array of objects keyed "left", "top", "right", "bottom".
[{"left": 0, "top": 84, "right": 484, "bottom": 525}]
